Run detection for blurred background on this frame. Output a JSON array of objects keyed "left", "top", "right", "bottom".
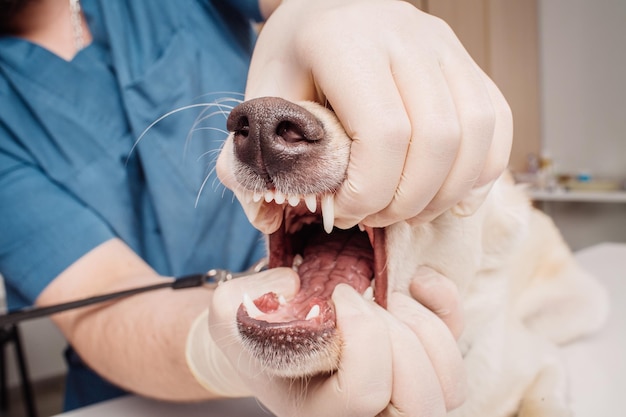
[{"left": 412, "top": 0, "right": 626, "bottom": 251}]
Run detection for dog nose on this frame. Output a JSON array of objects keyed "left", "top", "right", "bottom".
[{"left": 227, "top": 97, "right": 325, "bottom": 189}]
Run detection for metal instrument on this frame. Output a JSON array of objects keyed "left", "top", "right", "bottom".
[{"left": 0, "top": 259, "right": 268, "bottom": 326}]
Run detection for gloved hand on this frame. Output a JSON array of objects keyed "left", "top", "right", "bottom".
[
  {"left": 186, "top": 266, "right": 466, "bottom": 417},
  {"left": 185, "top": 268, "right": 300, "bottom": 398},
  {"left": 217, "top": 0, "right": 512, "bottom": 232}
]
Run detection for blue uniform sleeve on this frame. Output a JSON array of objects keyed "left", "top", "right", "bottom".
[
  {"left": 0, "top": 145, "right": 116, "bottom": 310},
  {"left": 207, "top": 0, "right": 264, "bottom": 22}
]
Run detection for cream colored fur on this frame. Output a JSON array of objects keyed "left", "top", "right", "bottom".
[
  {"left": 227, "top": 99, "right": 610, "bottom": 416},
  {"left": 384, "top": 173, "right": 609, "bottom": 416}
]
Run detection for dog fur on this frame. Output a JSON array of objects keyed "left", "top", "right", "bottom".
[{"left": 222, "top": 98, "right": 609, "bottom": 417}]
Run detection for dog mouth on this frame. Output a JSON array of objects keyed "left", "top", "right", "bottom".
[
  {"left": 236, "top": 196, "right": 388, "bottom": 371},
  {"left": 225, "top": 97, "right": 388, "bottom": 375}
]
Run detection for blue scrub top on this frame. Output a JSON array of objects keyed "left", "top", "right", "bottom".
[{"left": 0, "top": 0, "right": 266, "bottom": 409}]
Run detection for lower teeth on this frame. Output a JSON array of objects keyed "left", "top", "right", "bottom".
[{"left": 305, "top": 304, "right": 320, "bottom": 320}]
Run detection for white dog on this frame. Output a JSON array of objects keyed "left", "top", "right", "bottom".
[{"left": 220, "top": 97, "right": 609, "bottom": 417}]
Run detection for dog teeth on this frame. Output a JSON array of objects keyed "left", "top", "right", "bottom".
[
  {"left": 242, "top": 293, "right": 264, "bottom": 319},
  {"left": 292, "top": 254, "right": 303, "bottom": 271},
  {"left": 321, "top": 194, "right": 335, "bottom": 234},
  {"left": 242, "top": 190, "right": 289, "bottom": 205},
  {"left": 287, "top": 194, "right": 300, "bottom": 207},
  {"left": 305, "top": 305, "right": 320, "bottom": 320},
  {"left": 240, "top": 191, "right": 337, "bottom": 235},
  {"left": 304, "top": 194, "right": 317, "bottom": 213},
  {"left": 362, "top": 286, "right": 374, "bottom": 301},
  {"left": 274, "top": 192, "right": 286, "bottom": 205},
  {"left": 278, "top": 295, "right": 287, "bottom": 306}
]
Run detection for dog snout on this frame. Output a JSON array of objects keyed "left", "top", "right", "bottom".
[{"left": 227, "top": 97, "right": 326, "bottom": 189}]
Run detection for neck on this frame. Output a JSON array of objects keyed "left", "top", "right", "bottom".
[{"left": 9, "top": 0, "right": 92, "bottom": 61}]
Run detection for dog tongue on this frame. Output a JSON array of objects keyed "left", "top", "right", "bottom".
[
  {"left": 293, "top": 227, "right": 374, "bottom": 312},
  {"left": 247, "top": 227, "right": 374, "bottom": 323}
]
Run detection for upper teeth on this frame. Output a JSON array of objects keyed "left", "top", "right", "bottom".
[
  {"left": 304, "top": 194, "right": 317, "bottom": 212},
  {"left": 321, "top": 194, "right": 334, "bottom": 234},
  {"left": 287, "top": 195, "right": 300, "bottom": 207},
  {"left": 240, "top": 190, "right": 336, "bottom": 234}
]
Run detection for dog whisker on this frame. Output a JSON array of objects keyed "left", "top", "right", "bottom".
[
  {"left": 191, "top": 126, "right": 230, "bottom": 137},
  {"left": 192, "top": 91, "right": 244, "bottom": 102},
  {"left": 131, "top": 103, "right": 225, "bottom": 159},
  {"left": 184, "top": 102, "right": 238, "bottom": 160},
  {"left": 195, "top": 173, "right": 215, "bottom": 208},
  {"left": 196, "top": 147, "right": 223, "bottom": 163}
]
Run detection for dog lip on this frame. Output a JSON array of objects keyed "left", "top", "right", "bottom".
[
  {"left": 236, "top": 296, "right": 336, "bottom": 330},
  {"left": 370, "top": 227, "right": 388, "bottom": 309}
]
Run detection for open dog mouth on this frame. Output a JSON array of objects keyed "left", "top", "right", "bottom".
[
  {"left": 225, "top": 97, "right": 388, "bottom": 376},
  {"left": 235, "top": 195, "right": 388, "bottom": 376}
]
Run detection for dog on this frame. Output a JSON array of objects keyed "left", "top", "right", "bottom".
[{"left": 218, "top": 97, "right": 609, "bottom": 416}]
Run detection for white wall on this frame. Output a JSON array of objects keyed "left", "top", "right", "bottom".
[
  {"left": 539, "top": 0, "right": 626, "bottom": 179},
  {"left": 538, "top": 0, "right": 626, "bottom": 250}
]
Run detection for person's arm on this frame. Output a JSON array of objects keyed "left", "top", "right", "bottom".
[{"left": 36, "top": 238, "right": 219, "bottom": 401}]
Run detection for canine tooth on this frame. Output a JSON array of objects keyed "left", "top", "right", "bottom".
[
  {"left": 305, "top": 305, "right": 320, "bottom": 320},
  {"left": 264, "top": 190, "right": 275, "bottom": 203},
  {"left": 242, "top": 293, "right": 264, "bottom": 318},
  {"left": 252, "top": 192, "right": 263, "bottom": 203},
  {"left": 358, "top": 223, "right": 365, "bottom": 232},
  {"left": 304, "top": 194, "right": 317, "bottom": 213},
  {"left": 274, "top": 192, "right": 286, "bottom": 204},
  {"left": 278, "top": 295, "right": 287, "bottom": 306},
  {"left": 288, "top": 194, "right": 300, "bottom": 207},
  {"left": 321, "top": 194, "right": 335, "bottom": 234},
  {"left": 292, "top": 254, "right": 303, "bottom": 270},
  {"left": 362, "top": 287, "right": 374, "bottom": 301}
]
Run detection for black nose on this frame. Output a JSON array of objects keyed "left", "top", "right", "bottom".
[{"left": 227, "top": 97, "right": 325, "bottom": 189}]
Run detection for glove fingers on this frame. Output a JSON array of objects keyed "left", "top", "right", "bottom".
[
  {"left": 408, "top": 266, "right": 465, "bottom": 340},
  {"left": 362, "top": 58, "right": 460, "bottom": 227},
  {"left": 388, "top": 292, "right": 467, "bottom": 411},
  {"left": 300, "top": 284, "right": 394, "bottom": 417}
]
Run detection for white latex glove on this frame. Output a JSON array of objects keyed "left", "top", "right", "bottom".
[
  {"left": 185, "top": 269, "right": 300, "bottom": 398},
  {"left": 216, "top": 0, "right": 512, "bottom": 231},
  {"left": 186, "top": 310, "right": 251, "bottom": 397},
  {"left": 190, "top": 267, "right": 466, "bottom": 417}
]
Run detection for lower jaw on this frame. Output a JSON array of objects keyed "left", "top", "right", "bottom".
[
  {"left": 233, "top": 199, "right": 389, "bottom": 375},
  {"left": 234, "top": 224, "right": 388, "bottom": 375}
]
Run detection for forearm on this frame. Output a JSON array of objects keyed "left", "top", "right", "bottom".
[
  {"left": 72, "top": 283, "right": 214, "bottom": 400},
  {"left": 37, "top": 239, "right": 219, "bottom": 401}
]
